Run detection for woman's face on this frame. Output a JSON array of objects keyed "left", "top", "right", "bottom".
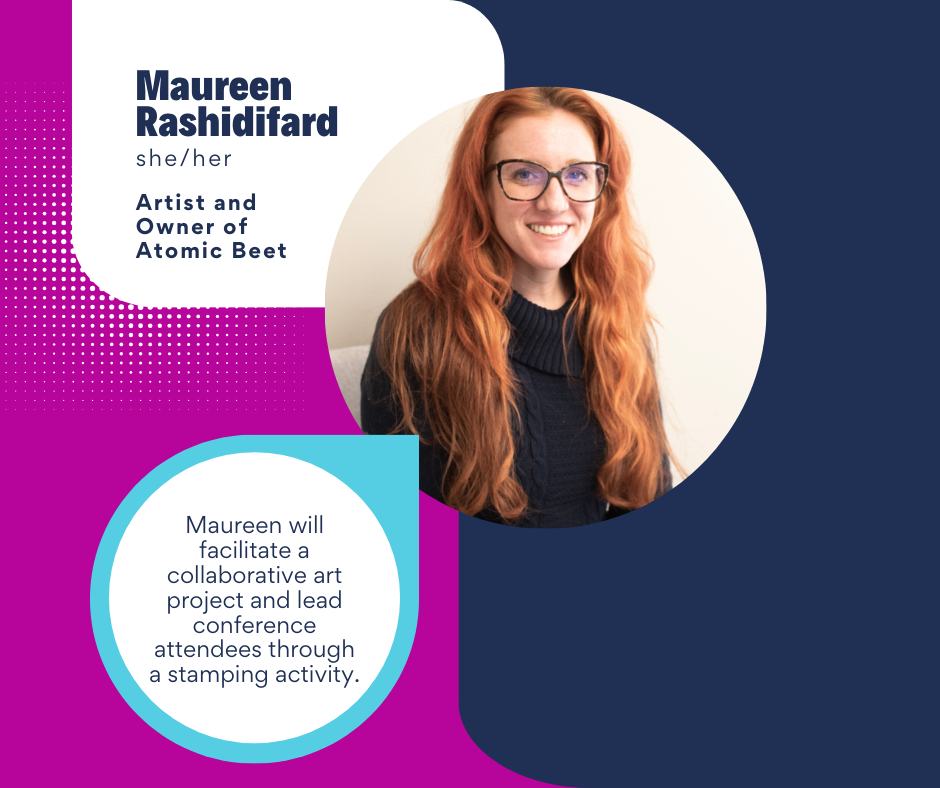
[{"left": 487, "top": 110, "right": 598, "bottom": 281}]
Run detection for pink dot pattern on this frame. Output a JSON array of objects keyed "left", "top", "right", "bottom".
[{"left": 2, "top": 84, "right": 322, "bottom": 411}]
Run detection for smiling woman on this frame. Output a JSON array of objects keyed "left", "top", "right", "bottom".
[{"left": 360, "top": 87, "right": 676, "bottom": 528}]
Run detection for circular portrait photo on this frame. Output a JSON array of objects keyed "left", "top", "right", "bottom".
[{"left": 327, "top": 87, "right": 765, "bottom": 528}]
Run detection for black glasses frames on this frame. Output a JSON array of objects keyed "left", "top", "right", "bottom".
[{"left": 487, "top": 159, "right": 610, "bottom": 203}]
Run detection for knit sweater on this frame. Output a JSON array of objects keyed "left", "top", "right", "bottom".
[{"left": 360, "top": 290, "right": 669, "bottom": 527}]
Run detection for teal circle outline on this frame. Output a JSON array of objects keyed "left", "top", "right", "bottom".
[{"left": 90, "top": 435, "right": 418, "bottom": 763}]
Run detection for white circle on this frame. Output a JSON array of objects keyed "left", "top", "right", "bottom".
[{"left": 109, "top": 452, "right": 400, "bottom": 743}]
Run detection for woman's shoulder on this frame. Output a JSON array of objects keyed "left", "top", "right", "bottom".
[
  {"left": 369, "top": 281, "right": 440, "bottom": 345},
  {"left": 360, "top": 316, "right": 402, "bottom": 436},
  {"left": 360, "top": 283, "right": 435, "bottom": 435}
]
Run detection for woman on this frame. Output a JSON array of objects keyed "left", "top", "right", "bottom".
[{"left": 361, "top": 87, "right": 675, "bottom": 528}]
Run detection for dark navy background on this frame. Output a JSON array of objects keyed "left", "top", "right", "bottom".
[{"left": 459, "top": 2, "right": 937, "bottom": 785}]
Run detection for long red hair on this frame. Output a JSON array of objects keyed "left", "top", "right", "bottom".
[{"left": 375, "top": 87, "right": 672, "bottom": 521}]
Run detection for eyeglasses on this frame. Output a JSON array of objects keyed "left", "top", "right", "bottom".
[{"left": 487, "top": 159, "right": 609, "bottom": 203}]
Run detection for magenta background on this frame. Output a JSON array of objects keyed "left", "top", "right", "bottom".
[{"left": 2, "top": 5, "right": 548, "bottom": 785}]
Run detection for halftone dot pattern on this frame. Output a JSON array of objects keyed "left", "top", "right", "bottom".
[{"left": 3, "top": 84, "right": 321, "bottom": 411}]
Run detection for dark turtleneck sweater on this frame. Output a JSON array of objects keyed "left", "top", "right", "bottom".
[{"left": 361, "top": 290, "right": 668, "bottom": 527}]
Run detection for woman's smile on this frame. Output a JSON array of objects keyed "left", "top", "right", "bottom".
[{"left": 527, "top": 223, "right": 570, "bottom": 237}]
